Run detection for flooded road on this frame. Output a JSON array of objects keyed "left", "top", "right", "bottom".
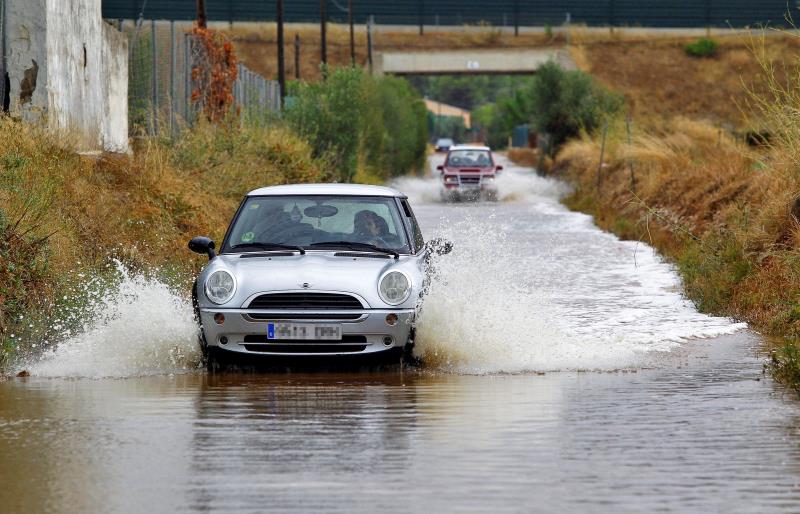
[{"left": 2, "top": 157, "right": 800, "bottom": 512}]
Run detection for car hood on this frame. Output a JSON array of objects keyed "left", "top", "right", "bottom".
[{"left": 198, "top": 251, "right": 424, "bottom": 309}]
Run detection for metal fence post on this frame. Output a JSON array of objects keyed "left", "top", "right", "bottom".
[
  {"left": 626, "top": 115, "right": 635, "bottom": 191},
  {"left": 418, "top": 0, "right": 424, "bottom": 36},
  {"left": 150, "top": 19, "right": 159, "bottom": 136},
  {"left": 367, "top": 16, "right": 373, "bottom": 73},
  {"left": 596, "top": 121, "right": 609, "bottom": 192},
  {"left": 294, "top": 34, "right": 301, "bottom": 79},
  {"left": 170, "top": 20, "right": 176, "bottom": 137},
  {"left": 184, "top": 33, "right": 191, "bottom": 125}
]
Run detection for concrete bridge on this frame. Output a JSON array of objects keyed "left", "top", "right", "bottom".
[{"left": 373, "top": 48, "right": 575, "bottom": 76}]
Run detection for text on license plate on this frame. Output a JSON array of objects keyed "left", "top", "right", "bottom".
[{"left": 267, "top": 323, "right": 342, "bottom": 340}]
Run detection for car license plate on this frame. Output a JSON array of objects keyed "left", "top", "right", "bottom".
[{"left": 267, "top": 323, "right": 342, "bottom": 340}]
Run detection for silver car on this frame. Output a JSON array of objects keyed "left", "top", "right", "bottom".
[{"left": 188, "top": 183, "right": 448, "bottom": 369}]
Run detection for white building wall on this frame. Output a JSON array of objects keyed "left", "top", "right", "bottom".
[
  {"left": 4, "top": 0, "right": 48, "bottom": 122},
  {"left": 4, "top": 0, "right": 128, "bottom": 152}
]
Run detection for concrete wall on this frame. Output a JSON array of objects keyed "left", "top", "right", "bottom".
[
  {"left": 3, "top": 0, "right": 128, "bottom": 152},
  {"left": 4, "top": 0, "right": 48, "bottom": 122}
]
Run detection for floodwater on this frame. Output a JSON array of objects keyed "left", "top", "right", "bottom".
[{"left": 2, "top": 157, "right": 800, "bottom": 513}]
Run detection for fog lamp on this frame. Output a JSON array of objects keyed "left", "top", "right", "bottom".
[
  {"left": 385, "top": 313, "right": 399, "bottom": 326},
  {"left": 213, "top": 313, "right": 225, "bottom": 325}
]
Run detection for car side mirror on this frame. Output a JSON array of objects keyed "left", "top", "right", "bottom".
[
  {"left": 426, "top": 238, "right": 453, "bottom": 256},
  {"left": 495, "top": 165, "right": 503, "bottom": 172},
  {"left": 189, "top": 236, "right": 216, "bottom": 260},
  {"left": 437, "top": 165, "right": 444, "bottom": 173}
]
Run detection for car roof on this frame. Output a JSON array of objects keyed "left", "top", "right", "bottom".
[
  {"left": 247, "top": 183, "right": 407, "bottom": 198},
  {"left": 449, "top": 144, "right": 491, "bottom": 151}
]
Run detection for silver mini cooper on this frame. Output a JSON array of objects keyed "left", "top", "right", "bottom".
[{"left": 189, "top": 184, "right": 448, "bottom": 369}]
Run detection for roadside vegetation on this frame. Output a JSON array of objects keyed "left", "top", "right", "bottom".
[
  {"left": 518, "top": 32, "right": 800, "bottom": 390},
  {"left": 0, "top": 118, "right": 330, "bottom": 367},
  {"left": 0, "top": 29, "right": 428, "bottom": 368},
  {"left": 285, "top": 67, "right": 428, "bottom": 183}
]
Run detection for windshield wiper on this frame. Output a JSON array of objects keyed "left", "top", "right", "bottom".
[
  {"left": 229, "top": 242, "right": 305, "bottom": 254},
  {"left": 308, "top": 241, "right": 399, "bottom": 259}
]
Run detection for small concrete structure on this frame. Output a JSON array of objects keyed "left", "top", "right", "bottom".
[
  {"left": 1, "top": 0, "right": 128, "bottom": 152},
  {"left": 374, "top": 48, "right": 575, "bottom": 76}
]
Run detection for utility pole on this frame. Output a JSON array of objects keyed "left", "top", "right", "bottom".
[
  {"left": 513, "top": 0, "right": 519, "bottom": 36},
  {"left": 366, "top": 15, "right": 373, "bottom": 74},
  {"left": 294, "top": 34, "right": 301, "bottom": 80},
  {"left": 277, "top": 0, "right": 286, "bottom": 107},
  {"left": 196, "top": 0, "right": 207, "bottom": 28},
  {"left": 320, "top": 0, "right": 327, "bottom": 67},
  {"left": 348, "top": 0, "right": 355, "bottom": 65},
  {"left": 418, "top": 0, "right": 424, "bottom": 36}
]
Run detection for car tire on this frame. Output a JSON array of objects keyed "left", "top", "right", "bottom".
[{"left": 205, "top": 346, "right": 233, "bottom": 373}]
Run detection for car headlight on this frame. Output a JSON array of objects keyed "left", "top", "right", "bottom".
[
  {"left": 205, "top": 270, "right": 236, "bottom": 305},
  {"left": 379, "top": 271, "right": 412, "bottom": 305},
  {"left": 444, "top": 175, "right": 458, "bottom": 183}
]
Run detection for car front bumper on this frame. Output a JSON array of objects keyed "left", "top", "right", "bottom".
[
  {"left": 441, "top": 182, "right": 498, "bottom": 200},
  {"left": 199, "top": 308, "right": 415, "bottom": 357}
]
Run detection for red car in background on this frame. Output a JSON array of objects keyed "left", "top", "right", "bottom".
[{"left": 437, "top": 145, "right": 503, "bottom": 201}]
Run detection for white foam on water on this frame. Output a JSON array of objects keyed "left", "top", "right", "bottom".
[
  {"left": 24, "top": 265, "right": 201, "bottom": 378},
  {"left": 410, "top": 155, "right": 745, "bottom": 374}
]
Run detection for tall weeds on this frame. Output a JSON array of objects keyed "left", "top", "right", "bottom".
[{"left": 0, "top": 117, "right": 328, "bottom": 368}]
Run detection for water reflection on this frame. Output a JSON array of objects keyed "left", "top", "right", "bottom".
[
  {"left": 2, "top": 338, "right": 800, "bottom": 513},
  {"left": 188, "top": 372, "right": 418, "bottom": 512}
]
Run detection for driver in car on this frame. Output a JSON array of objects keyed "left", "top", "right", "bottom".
[{"left": 353, "top": 210, "right": 390, "bottom": 245}]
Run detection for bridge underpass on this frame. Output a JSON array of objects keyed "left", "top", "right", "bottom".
[{"left": 373, "top": 48, "right": 576, "bottom": 76}]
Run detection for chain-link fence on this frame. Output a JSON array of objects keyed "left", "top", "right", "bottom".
[{"left": 125, "top": 19, "right": 280, "bottom": 137}]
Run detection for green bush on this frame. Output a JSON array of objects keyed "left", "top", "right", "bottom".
[
  {"left": 685, "top": 38, "right": 719, "bottom": 58},
  {"left": 468, "top": 62, "right": 621, "bottom": 152},
  {"left": 284, "top": 67, "right": 428, "bottom": 182},
  {"left": 527, "top": 61, "right": 623, "bottom": 151}
]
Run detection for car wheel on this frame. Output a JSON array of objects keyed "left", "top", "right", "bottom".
[{"left": 205, "top": 347, "right": 232, "bottom": 373}]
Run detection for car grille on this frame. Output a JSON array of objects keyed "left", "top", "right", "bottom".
[
  {"left": 248, "top": 293, "right": 364, "bottom": 310},
  {"left": 460, "top": 176, "right": 481, "bottom": 184},
  {"left": 243, "top": 344, "right": 367, "bottom": 354},
  {"left": 245, "top": 312, "right": 363, "bottom": 321}
]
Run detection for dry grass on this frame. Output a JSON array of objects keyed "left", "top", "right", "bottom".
[
  {"left": 0, "top": 117, "right": 327, "bottom": 342},
  {"left": 552, "top": 116, "right": 800, "bottom": 337},
  {"left": 507, "top": 147, "right": 539, "bottom": 167},
  {"left": 572, "top": 33, "right": 800, "bottom": 127}
]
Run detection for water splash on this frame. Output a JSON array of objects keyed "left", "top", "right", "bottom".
[
  {"left": 414, "top": 217, "right": 670, "bottom": 373},
  {"left": 410, "top": 156, "right": 745, "bottom": 373},
  {"left": 23, "top": 264, "right": 201, "bottom": 378}
]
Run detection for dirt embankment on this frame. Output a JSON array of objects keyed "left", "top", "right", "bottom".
[{"left": 570, "top": 33, "right": 800, "bottom": 128}]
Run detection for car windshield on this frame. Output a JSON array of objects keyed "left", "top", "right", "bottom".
[
  {"left": 446, "top": 149, "right": 493, "bottom": 167},
  {"left": 436, "top": 138, "right": 454, "bottom": 146},
  {"left": 223, "top": 195, "right": 411, "bottom": 253}
]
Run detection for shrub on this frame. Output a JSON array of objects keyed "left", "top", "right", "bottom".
[
  {"left": 527, "top": 61, "right": 623, "bottom": 151},
  {"left": 685, "top": 38, "right": 719, "bottom": 58},
  {"left": 284, "top": 67, "right": 428, "bottom": 182}
]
